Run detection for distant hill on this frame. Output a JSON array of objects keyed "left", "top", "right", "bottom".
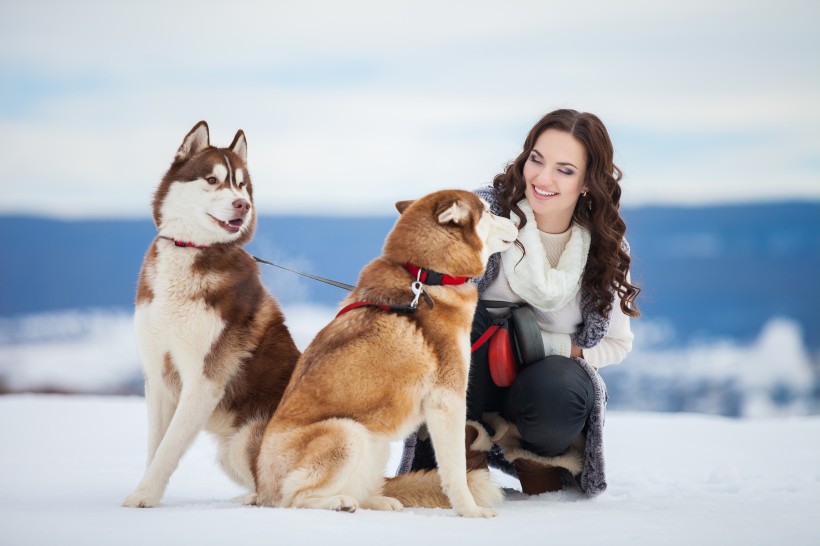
[
  {"left": 623, "top": 202, "right": 820, "bottom": 349},
  {"left": 1, "top": 202, "right": 818, "bottom": 349}
]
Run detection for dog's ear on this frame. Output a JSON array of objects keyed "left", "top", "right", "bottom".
[
  {"left": 230, "top": 130, "right": 248, "bottom": 163},
  {"left": 176, "top": 121, "right": 210, "bottom": 161},
  {"left": 436, "top": 200, "right": 471, "bottom": 225},
  {"left": 395, "top": 200, "right": 415, "bottom": 214}
]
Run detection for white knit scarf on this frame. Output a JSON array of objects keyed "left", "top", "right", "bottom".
[{"left": 501, "top": 199, "right": 591, "bottom": 311}]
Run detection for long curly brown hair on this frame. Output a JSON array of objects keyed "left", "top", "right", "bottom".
[{"left": 492, "top": 109, "right": 640, "bottom": 318}]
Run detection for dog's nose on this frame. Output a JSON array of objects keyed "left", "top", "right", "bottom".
[{"left": 233, "top": 199, "right": 251, "bottom": 215}]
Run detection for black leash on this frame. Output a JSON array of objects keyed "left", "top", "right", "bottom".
[
  {"left": 252, "top": 255, "right": 432, "bottom": 318},
  {"left": 252, "top": 255, "right": 355, "bottom": 291},
  {"left": 251, "top": 256, "right": 459, "bottom": 317}
]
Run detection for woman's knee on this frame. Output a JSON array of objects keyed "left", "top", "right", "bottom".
[
  {"left": 503, "top": 356, "right": 594, "bottom": 456},
  {"left": 520, "top": 356, "right": 593, "bottom": 406}
]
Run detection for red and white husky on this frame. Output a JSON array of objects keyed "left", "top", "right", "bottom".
[{"left": 123, "top": 122, "right": 300, "bottom": 508}]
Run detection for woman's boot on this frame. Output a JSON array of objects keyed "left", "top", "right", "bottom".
[
  {"left": 513, "top": 458, "right": 563, "bottom": 494},
  {"left": 465, "top": 421, "right": 492, "bottom": 471}
]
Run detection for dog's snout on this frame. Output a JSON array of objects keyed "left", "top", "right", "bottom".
[{"left": 233, "top": 199, "right": 251, "bottom": 215}]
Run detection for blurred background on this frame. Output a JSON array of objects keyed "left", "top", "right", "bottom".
[{"left": 1, "top": 0, "right": 818, "bottom": 417}]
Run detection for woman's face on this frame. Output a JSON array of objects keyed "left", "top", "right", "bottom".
[{"left": 522, "top": 128, "right": 588, "bottom": 233}]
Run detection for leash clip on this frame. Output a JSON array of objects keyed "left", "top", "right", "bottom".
[
  {"left": 409, "top": 270, "right": 435, "bottom": 309},
  {"left": 410, "top": 282, "right": 424, "bottom": 309},
  {"left": 410, "top": 268, "right": 425, "bottom": 309}
]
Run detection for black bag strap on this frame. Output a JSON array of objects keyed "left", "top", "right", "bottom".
[
  {"left": 510, "top": 305, "right": 545, "bottom": 365},
  {"left": 478, "top": 299, "right": 524, "bottom": 309},
  {"left": 478, "top": 300, "right": 545, "bottom": 367}
]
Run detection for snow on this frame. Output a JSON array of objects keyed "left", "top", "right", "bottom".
[
  {"left": 602, "top": 318, "right": 818, "bottom": 417},
  {"left": 0, "top": 305, "right": 338, "bottom": 394},
  {"left": 0, "top": 310, "right": 140, "bottom": 394},
  {"left": 2, "top": 395, "right": 819, "bottom": 546},
  {"left": 2, "top": 307, "right": 817, "bottom": 419},
  {"left": 2, "top": 305, "right": 818, "bottom": 542}
]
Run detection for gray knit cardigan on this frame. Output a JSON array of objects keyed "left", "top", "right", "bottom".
[{"left": 396, "top": 186, "right": 614, "bottom": 497}]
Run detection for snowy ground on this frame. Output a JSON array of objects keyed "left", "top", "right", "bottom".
[{"left": 1, "top": 395, "right": 819, "bottom": 546}]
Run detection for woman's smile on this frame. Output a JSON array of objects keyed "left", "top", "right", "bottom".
[
  {"left": 530, "top": 185, "right": 559, "bottom": 200},
  {"left": 522, "top": 128, "right": 587, "bottom": 232}
]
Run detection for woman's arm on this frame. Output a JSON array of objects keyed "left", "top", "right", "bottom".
[
  {"left": 581, "top": 301, "right": 633, "bottom": 368},
  {"left": 541, "top": 275, "right": 635, "bottom": 367},
  {"left": 540, "top": 307, "right": 632, "bottom": 367},
  {"left": 583, "top": 267, "right": 635, "bottom": 368}
]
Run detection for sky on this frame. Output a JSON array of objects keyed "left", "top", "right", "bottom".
[{"left": 1, "top": 0, "right": 818, "bottom": 218}]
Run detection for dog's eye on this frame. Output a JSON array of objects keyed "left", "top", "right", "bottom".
[
  {"left": 206, "top": 177, "right": 217, "bottom": 185},
  {"left": 237, "top": 182, "right": 245, "bottom": 189}
]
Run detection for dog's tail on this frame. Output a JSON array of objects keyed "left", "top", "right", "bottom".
[{"left": 382, "top": 469, "right": 503, "bottom": 509}]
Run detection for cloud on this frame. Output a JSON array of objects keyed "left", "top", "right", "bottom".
[{"left": 1, "top": 0, "right": 818, "bottom": 217}]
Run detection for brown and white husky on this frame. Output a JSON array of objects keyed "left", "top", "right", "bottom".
[
  {"left": 123, "top": 122, "right": 300, "bottom": 508},
  {"left": 254, "top": 190, "right": 517, "bottom": 517}
]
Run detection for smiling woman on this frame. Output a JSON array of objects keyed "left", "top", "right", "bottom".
[
  {"left": 522, "top": 129, "right": 589, "bottom": 233},
  {"left": 493, "top": 109, "right": 640, "bottom": 321},
  {"left": 399, "top": 108, "right": 640, "bottom": 498}
]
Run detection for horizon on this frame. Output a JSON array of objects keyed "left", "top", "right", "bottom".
[
  {"left": 1, "top": 197, "right": 819, "bottom": 222},
  {"left": 3, "top": 205, "right": 818, "bottom": 353}
]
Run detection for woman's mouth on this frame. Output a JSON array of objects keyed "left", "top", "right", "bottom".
[{"left": 532, "top": 186, "right": 558, "bottom": 200}]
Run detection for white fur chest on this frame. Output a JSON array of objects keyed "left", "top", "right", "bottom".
[
  {"left": 458, "top": 329, "right": 471, "bottom": 374},
  {"left": 135, "top": 243, "right": 226, "bottom": 378}
]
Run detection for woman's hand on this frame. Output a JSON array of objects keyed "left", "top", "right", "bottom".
[{"left": 570, "top": 344, "right": 584, "bottom": 358}]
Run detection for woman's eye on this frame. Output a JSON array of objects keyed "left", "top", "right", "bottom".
[
  {"left": 529, "top": 154, "right": 543, "bottom": 165},
  {"left": 206, "top": 177, "right": 217, "bottom": 185},
  {"left": 559, "top": 168, "right": 575, "bottom": 176}
]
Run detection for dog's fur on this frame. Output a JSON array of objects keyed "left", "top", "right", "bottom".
[
  {"left": 123, "top": 122, "right": 300, "bottom": 508},
  {"left": 254, "top": 190, "right": 517, "bottom": 517}
]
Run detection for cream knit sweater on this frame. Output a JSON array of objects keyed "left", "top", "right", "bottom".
[{"left": 481, "top": 227, "right": 633, "bottom": 369}]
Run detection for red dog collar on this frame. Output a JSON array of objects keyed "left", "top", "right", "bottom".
[
  {"left": 336, "top": 263, "right": 469, "bottom": 319},
  {"left": 402, "top": 263, "right": 470, "bottom": 286},
  {"left": 159, "top": 236, "right": 209, "bottom": 250}
]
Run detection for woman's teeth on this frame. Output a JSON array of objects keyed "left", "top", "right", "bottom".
[{"left": 533, "top": 187, "right": 557, "bottom": 197}]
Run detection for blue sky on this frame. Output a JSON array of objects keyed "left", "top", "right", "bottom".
[{"left": 1, "top": 0, "right": 818, "bottom": 217}]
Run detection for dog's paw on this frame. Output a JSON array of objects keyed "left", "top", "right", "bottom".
[
  {"left": 294, "top": 494, "right": 359, "bottom": 512},
  {"left": 236, "top": 492, "right": 258, "bottom": 506},
  {"left": 361, "top": 495, "right": 404, "bottom": 511},
  {"left": 457, "top": 505, "right": 497, "bottom": 518},
  {"left": 122, "top": 488, "right": 161, "bottom": 508},
  {"left": 467, "top": 469, "right": 504, "bottom": 507},
  {"left": 329, "top": 495, "right": 359, "bottom": 512},
  {"left": 313, "top": 495, "right": 359, "bottom": 512}
]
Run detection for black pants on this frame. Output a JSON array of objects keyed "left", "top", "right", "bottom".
[{"left": 467, "top": 305, "right": 594, "bottom": 458}]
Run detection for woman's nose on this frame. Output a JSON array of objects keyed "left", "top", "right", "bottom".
[{"left": 535, "top": 167, "right": 552, "bottom": 183}]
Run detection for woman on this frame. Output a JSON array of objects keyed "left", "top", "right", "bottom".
[{"left": 397, "top": 109, "right": 640, "bottom": 497}]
